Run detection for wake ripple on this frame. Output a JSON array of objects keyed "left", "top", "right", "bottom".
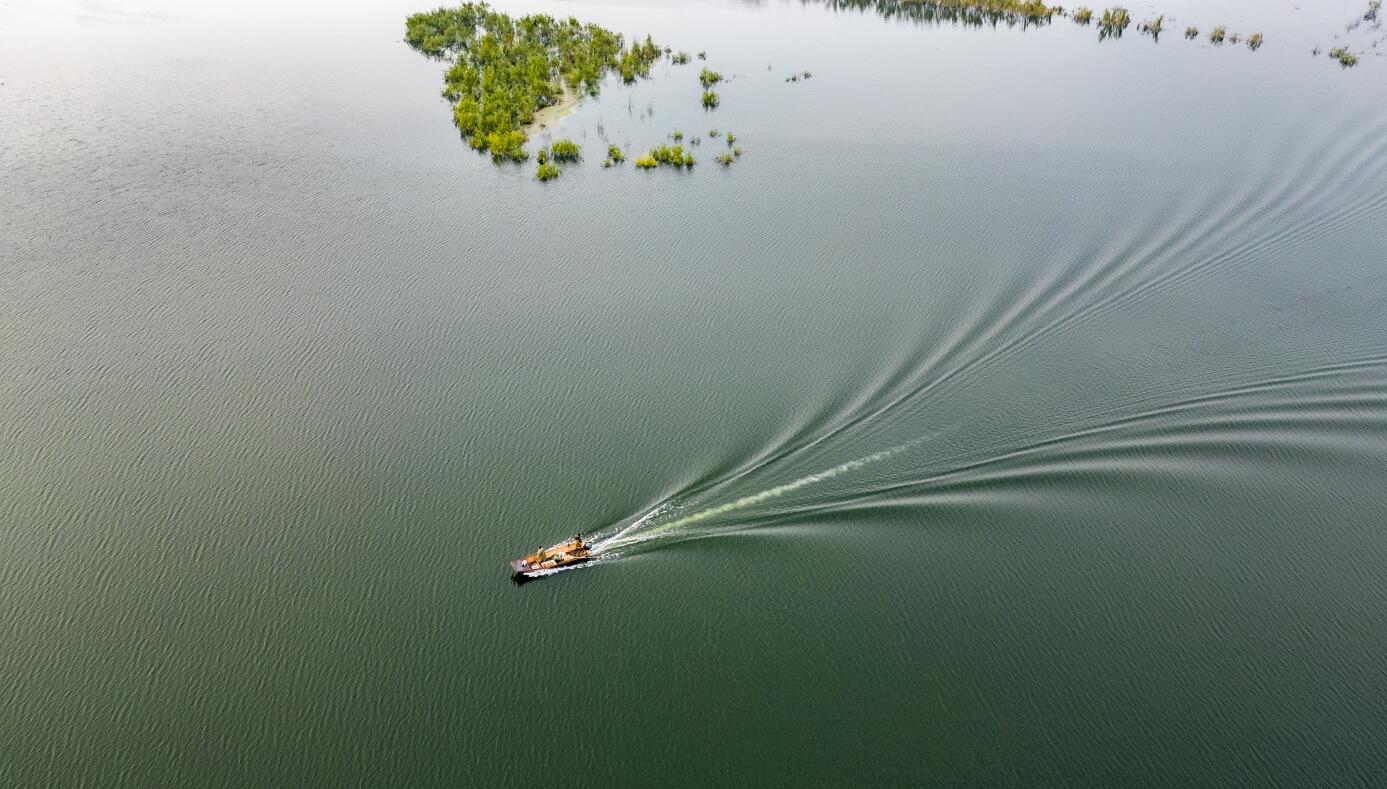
[{"left": 595, "top": 355, "right": 1387, "bottom": 553}]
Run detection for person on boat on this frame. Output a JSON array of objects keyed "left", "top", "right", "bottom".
[{"left": 574, "top": 532, "right": 583, "bottom": 549}]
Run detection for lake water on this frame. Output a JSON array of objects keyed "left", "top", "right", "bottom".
[{"left": 5, "top": 0, "right": 1387, "bottom": 784}]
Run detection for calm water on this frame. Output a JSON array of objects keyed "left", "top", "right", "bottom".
[{"left": 5, "top": 0, "right": 1387, "bottom": 784}]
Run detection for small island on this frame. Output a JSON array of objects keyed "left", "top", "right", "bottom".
[{"left": 405, "top": 2, "right": 661, "bottom": 161}]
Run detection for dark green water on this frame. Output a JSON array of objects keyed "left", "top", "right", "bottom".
[{"left": 5, "top": 0, "right": 1387, "bottom": 784}]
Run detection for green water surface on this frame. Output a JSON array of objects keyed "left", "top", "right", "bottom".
[{"left": 4, "top": 0, "right": 1387, "bottom": 784}]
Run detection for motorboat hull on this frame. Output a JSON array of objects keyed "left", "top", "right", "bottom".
[{"left": 510, "top": 554, "right": 597, "bottom": 583}]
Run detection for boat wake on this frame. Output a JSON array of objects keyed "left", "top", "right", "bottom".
[{"left": 570, "top": 109, "right": 1387, "bottom": 570}]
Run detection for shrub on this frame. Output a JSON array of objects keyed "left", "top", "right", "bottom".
[
  {"left": 708, "top": 128, "right": 720, "bottom": 138},
  {"left": 716, "top": 152, "right": 735, "bottom": 166},
  {"left": 697, "top": 51, "right": 707, "bottom": 60},
  {"left": 636, "top": 144, "right": 695, "bottom": 169},
  {"left": 726, "top": 132, "right": 736, "bottom": 145},
  {"left": 1139, "top": 15, "right": 1163, "bottom": 36},
  {"left": 536, "top": 148, "right": 549, "bottom": 165},
  {"left": 536, "top": 162, "right": 561, "bottom": 181},
  {"left": 1073, "top": 7, "right": 1093, "bottom": 23},
  {"left": 699, "top": 67, "right": 724, "bottom": 88},
  {"left": 486, "top": 131, "right": 529, "bottom": 162},
  {"left": 1247, "top": 32, "right": 1264, "bottom": 50},
  {"left": 606, "top": 145, "right": 625, "bottom": 163},
  {"left": 1209, "top": 26, "right": 1226, "bottom": 43},
  {"left": 672, "top": 131, "right": 684, "bottom": 142},
  {"left": 550, "top": 139, "right": 581, "bottom": 162},
  {"left": 1184, "top": 26, "right": 1198, "bottom": 39},
  {"left": 672, "top": 51, "right": 691, "bottom": 64},
  {"left": 702, "top": 90, "right": 720, "bottom": 108}
]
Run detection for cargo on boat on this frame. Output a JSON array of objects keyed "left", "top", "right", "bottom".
[{"left": 511, "top": 533, "right": 595, "bottom": 581}]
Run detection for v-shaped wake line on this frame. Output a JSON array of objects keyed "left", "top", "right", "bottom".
[{"left": 591, "top": 434, "right": 936, "bottom": 552}]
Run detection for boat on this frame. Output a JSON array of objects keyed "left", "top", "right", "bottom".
[{"left": 510, "top": 533, "right": 596, "bottom": 581}]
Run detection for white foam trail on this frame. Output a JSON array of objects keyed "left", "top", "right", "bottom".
[
  {"left": 593, "top": 502, "right": 672, "bottom": 551},
  {"left": 594, "top": 435, "right": 933, "bottom": 552}
]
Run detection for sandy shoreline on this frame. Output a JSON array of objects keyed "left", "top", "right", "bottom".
[{"left": 525, "top": 85, "right": 580, "bottom": 138}]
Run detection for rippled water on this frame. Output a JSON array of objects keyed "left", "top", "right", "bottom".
[{"left": 5, "top": 0, "right": 1387, "bottom": 784}]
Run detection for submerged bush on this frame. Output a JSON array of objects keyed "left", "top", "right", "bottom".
[
  {"left": 699, "top": 67, "right": 724, "bottom": 88},
  {"left": 606, "top": 145, "right": 625, "bottom": 163},
  {"left": 1247, "top": 32, "right": 1264, "bottom": 50},
  {"left": 708, "top": 128, "right": 720, "bottom": 138},
  {"left": 715, "top": 152, "right": 735, "bottom": 166},
  {"left": 672, "top": 131, "right": 684, "bottom": 142},
  {"left": 725, "top": 132, "right": 736, "bottom": 145},
  {"left": 636, "top": 144, "right": 695, "bottom": 170},
  {"left": 1330, "top": 46, "right": 1359, "bottom": 66},
  {"left": 702, "top": 90, "right": 720, "bottom": 108},
  {"left": 1209, "top": 25, "right": 1226, "bottom": 43},
  {"left": 1072, "top": 7, "right": 1093, "bottom": 24},
  {"left": 672, "top": 51, "right": 691, "bottom": 65},
  {"left": 1098, "top": 7, "right": 1131, "bottom": 37},
  {"left": 1139, "top": 15, "right": 1163, "bottom": 37},
  {"left": 1184, "top": 25, "right": 1198, "bottom": 39},
  {"left": 550, "top": 139, "right": 581, "bottom": 161},
  {"left": 536, "top": 162, "right": 561, "bottom": 181}
]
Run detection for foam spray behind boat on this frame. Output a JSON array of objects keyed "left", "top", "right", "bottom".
[{"left": 590, "top": 434, "right": 937, "bottom": 554}]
